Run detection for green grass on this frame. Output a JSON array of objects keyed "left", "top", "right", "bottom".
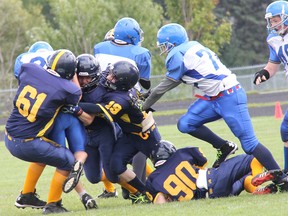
[{"left": 0, "top": 116, "right": 287, "bottom": 216}]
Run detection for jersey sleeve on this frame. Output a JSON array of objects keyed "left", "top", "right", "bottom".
[
  {"left": 165, "top": 52, "right": 187, "bottom": 81},
  {"left": 135, "top": 51, "right": 151, "bottom": 80}
]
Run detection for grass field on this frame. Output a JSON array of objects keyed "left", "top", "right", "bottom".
[{"left": 0, "top": 116, "right": 287, "bottom": 216}]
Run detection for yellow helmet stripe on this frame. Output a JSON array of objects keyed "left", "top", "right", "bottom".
[{"left": 51, "top": 50, "right": 65, "bottom": 70}]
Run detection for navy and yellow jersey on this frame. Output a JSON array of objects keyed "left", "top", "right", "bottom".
[
  {"left": 96, "top": 86, "right": 144, "bottom": 134},
  {"left": 146, "top": 147, "right": 208, "bottom": 201},
  {"left": 6, "top": 63, "right": 81, "bottom": 138}
]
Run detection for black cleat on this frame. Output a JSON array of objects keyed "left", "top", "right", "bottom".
[
  {"left": 121, "top": 187, "right": 130, "bottom": 200},
  {"left": 212, "top": 141, "right": 238, "bottom": 168},
  {"left": 15, "top": 189, "right": 46, "bottom": 209},
  {"left": 81, "top": 193, "right": 98, "bottom": 210},
  {"left": 62, "top": 160, "right": 83, "bottom": 193},
  {"left": 42, "top": 199, "right": 68, "bottom": 215},
  {"left": 251, "top": 169, "right": 284, "bottom": 187},
  {"left": 97, "top": 189, "right": 118, "bottom": 199}
]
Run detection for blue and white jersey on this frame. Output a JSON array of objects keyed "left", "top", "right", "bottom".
[
  {"left": 266, "top": 32, "right": 288, "bottom": 70},
  {"left": 14, "top": 51, "right": 54, "bottom": 78},
  {"left": 94, "top": 41, "right": 151, "bottom": 91},
  {"left": 165, "top": 41, "right": 239, "bottom": 96}
]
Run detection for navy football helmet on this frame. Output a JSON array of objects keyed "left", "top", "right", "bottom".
[
  {"left": 150, "top": 140, "right": 176, "bottom": 168},
  {"left": 47, "top": 49, "right": 77, "bottom": 80},
  {"left": 157, "top": 23, "right": 188, "bottom": 55},
  {"left": 104, "top": 61, "right": 139, "bottom": 91},
  {"left": 28, "top": 41, "right": 53, "bottom": 53},
  {"left": 76, "top": 54, "right": 101, "bottom": 92},
  {"left": 265, "top": 1, "right": 288, "bottom": 35},
  {"left": 113, "top": 17, "right": 144, "bottom": 45}
]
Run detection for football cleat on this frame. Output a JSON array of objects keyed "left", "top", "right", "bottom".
[
  {"left": 253, "top": 184, "right": 278, "bottom": 195},
  {"left": 62, "top": 160, "right": 83, "bottom": 193},
  {"left": 251, "top": 169, "right": 283, "bottom": 187},
  {"left": 121, "top": 187, "right": 130, "bottom": 200},
  {"left": 81, "top": 193, "right": 98, "bottom": 210},
  {"left": 212, "top": 141, "right": 238, "bottom": 168},
  {"left": 42, "top": 199, "right": 68, "bottom": 214},
  {"left": 15, "top": 189, "right": 46, "bottom": 209},
  {"left": 129, "top": 192, "right": 151, "bottom": 204},
  {"left": 97, "top": 189, "right": 118, "bottom": 199}
]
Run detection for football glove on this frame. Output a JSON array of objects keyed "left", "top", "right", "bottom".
[
  {"left": 62, "top": 105, "right": 83, "bottom": 116},
  {"left": 253, "top": 69, "right": 270, "bottom": 85}
]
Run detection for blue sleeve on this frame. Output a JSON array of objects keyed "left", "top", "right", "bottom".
[
  {"left": 268, "top": 44, "right": 281, "bottom": 63},
  {"left": 14, "top": 54, "right": 24, "bottom": 78},
  {"left": 135, "top": 51, "right": 151, "bottom": 80},
  {"left": 165, "top": 52, "right": 187, "bottom": 81}
]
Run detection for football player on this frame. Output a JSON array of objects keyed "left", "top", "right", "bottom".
[
  {"left": 5, "top": 50, "right": 84, "bottom": 214},
  {"left": 94, "top": 17, "right": 153, "bottom": 199},
  {"left": 67, "top": 61, "right": 160, "bottom": 204},
  {"left": 13, "top": 42, "right": 97, "bottom": 211},
  {"left": 146, "top": 140, "right": 272, "bottom": 204},
  {"left": 141, "top": 23, "right": 288, "bottom": 188},
  {"left": 253, "top": 1, "right": 288, "bottom": 173}
]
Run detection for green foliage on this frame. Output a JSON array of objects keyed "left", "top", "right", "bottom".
[
  {"left": 163, "top": 0, "right": 232, "bottom": 55},
  {"left": 216, "top": 0, "right": 273, "bottom": 67},
  {"left": 0, "top": 0, "right": 47, "bottom": 88}
]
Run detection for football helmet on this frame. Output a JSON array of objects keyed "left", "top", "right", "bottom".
[
  {"left": 265, "top": 1, "right": 288, "bottom": 35},
  {"left": 104, "top": 28, "right": 115, "bottom": 41},
  {"left": 47, "top": 49, "right": 77, "bottom": 80},
  {"left": 157, "top": 23, "right": 188, "bottom": 55},
  {"left": 104, "top": 61, "right": 139, "bottom": 91},
  {"left": 113, "top": 17, "right": 144, "bottom": 45},
  {"left": 150, "top": 140, "right": 176, "bottom": 168},
  {"left": 28, "top": 41, "right": 53, "bottom": 53},
  {"left": 76, "top": 54, "right": 101, "bottom": 92}
]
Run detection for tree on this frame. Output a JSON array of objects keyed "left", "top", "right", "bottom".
[
  {"left": 215, "top": 0, "right": 273, "bottom": 67},
  {"left": 0, "top": 0, "right": 48, "bottom": 88},
  {"left": 163, "top": 0, "right": 232, "bottom": 55}
]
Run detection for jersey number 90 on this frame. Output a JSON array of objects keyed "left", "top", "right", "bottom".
[{"left": 163, "top": 161, "right": 198, "bottom": 201}]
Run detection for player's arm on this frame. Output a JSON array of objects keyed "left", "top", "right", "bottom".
[
  {"left": 253, "top": 61, "right": 280, "bottom": 85},
  {"left": 142, "top": 76, "right": 181, "bottom": 110}
]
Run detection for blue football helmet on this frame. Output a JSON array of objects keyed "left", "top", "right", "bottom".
[
  {"left": 265, "top": 1, "right": 288, "bottom": 35},
  {"left": 28, "top": 41, "right": 53, "bottom": 53},
  {"left": 157, "top": 23, "right": 188, "bottom": 55},
  {"left": 150, "top": 140, "right": 176, "bottom": 168},
  {"left": 113, "top": 17, "right": 144, "bottom": 45}
]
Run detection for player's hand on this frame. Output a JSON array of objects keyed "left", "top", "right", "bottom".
[
  {"left": 253, "top": 69, "right": 270, "bottom": 85},
  {"left": 140, "top": 89, "right": 152, "bottom": 101},
  {"left": 62, "top": 105, "right": 83, "bottom": 116}
]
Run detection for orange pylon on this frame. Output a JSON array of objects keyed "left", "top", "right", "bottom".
[{"left": 275, "top": 101, "right": 283, "bottom": 119}]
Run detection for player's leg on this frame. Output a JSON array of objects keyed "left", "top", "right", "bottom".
[
  {"left": 97, "top": 125, "right": 119, "bottom": 198},
  {"left": 220, "top": 89, "right": 284, "bottom": 176},
  {"left": 15, "top": 162, "right": 47, "bottom": 209},
  {"left": 177, "top": 98, "right": 238, "bottom": 168},
  {"left": 280, "top": 113, "right": 288, "bottom": 170}
]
